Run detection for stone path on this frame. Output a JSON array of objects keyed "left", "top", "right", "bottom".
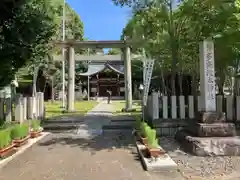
[
  {"left": 71, "top": 101, "right": 113, "bottom": 138},
  {"left": 0, "top": 101, "right": 182, "bottom": 180}
]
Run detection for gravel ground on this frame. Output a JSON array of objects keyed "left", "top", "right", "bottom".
[{"left": 160, "top": 137, "right": 240, "bottom": 180}]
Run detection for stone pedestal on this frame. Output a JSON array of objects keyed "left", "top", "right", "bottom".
[
  {"left": 175, "top": 130, "right": 240, "bottom": 156},
  {"left": 188, "top": 122, "right": 236, "bottom": 137},
  {"left": 196, "top": 111, "right": 225, "bottom": 123},
  {"left": 176, "top": 111, "right": 240, "bottom": 156}
]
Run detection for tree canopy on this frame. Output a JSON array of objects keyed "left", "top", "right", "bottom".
[
  {"left": 0, "top": 0, "right": 59, "bottom": 88},
  {"left": 13, "top": 0, "right": 84, "bottom": 92},
  {"left": 116, "top": 0, "right": 240, "bottom": 95}
]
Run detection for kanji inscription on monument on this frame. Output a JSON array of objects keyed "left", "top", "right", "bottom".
[{"left": 199, "top": 39, "right": 216, "bottom": 111}]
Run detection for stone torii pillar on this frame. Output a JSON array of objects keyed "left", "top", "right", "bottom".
[
  {"left": 66, "top": 46, "right": 75, "bottom": 112},
  {"left": 124, "top": 46, "right": 133, "bottom": 110}
]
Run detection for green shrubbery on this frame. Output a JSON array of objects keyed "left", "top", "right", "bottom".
[
  {"left": 147, "top": 129, "right": 159, "bottom": 148},
  {"left": 31, "top": 120, "right": 41, "bottom": 131},
  {"left": 0, "top": 128, "right": 12, "bottom": 149},
  {"left": 138, "top": 120, "right": 159, "bottom": 148},
  {"left": 11, "top": 123, "right": 29, "bottom": 140},
  {"left": 0, "top": 119, "right": 43, "bottom": 149}
]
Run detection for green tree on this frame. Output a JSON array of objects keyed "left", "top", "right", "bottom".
[
  {"left": 118, "top": 0, "right": 240, "bottom": 95},
  {"left": 0, "top": 0, "right": 58, "bottom": 88},
  {"left": 16, "top": 0, "right": 85, "bottom": 94}
]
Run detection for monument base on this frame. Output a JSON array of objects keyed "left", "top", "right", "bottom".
[
  {"left": 175, "top": 130, "right": 240, "bottom": 156},
  {"left": 176, "top": 111, "right": 240, "bottom": 156},
  {"left": 187, "top": 123, "right": 236, "bottom": 137},
  {"left": 196, "top": 111, "right": 226, "bottom": 123}
]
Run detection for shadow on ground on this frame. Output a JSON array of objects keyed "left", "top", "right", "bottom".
[{"left": 38, "top": 131, "right": 138, "bottom": 157}]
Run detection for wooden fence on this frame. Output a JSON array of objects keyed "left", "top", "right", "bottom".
[
  {"left": 144, "top": 92, "right": 240, "bottom": 136},
  {"left": 145, "top": 92, "right": 240, "bottom": 121},
  {"left": 0, "top": 92, "right": 44, "bottom": 123}
]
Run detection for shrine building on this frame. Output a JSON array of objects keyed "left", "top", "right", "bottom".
[{"left": 78, "top": 60, "right": 125, "bottom": 97}]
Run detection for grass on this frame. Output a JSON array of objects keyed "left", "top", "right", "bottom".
[
  {"left": 111, "top": 100, "right": 142, "bottom": 117},
  {"left": 45, "top": 100, "right": 98, "bottom": 119}
]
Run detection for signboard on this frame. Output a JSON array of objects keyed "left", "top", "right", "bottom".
[
  {"left": 199, "top": 39, "right": 216, "bottom": 111},
  {"left": 143, "top": 60, "right": 154, "bottom": 106}
]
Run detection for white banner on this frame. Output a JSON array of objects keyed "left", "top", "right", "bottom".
[{"left": 143, "top": 60, "right": 154, "bottom": 105}]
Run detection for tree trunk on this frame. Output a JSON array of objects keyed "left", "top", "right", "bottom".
[
  {"left": 178, "top": 71, "right": 183, "bottom": 95},
  {"left": 168, "top": 0, "right": 177, "bottom": 96},
  {"left": 160, "top": 70, "right": 167, "bottom": 95},
  {"left": 51, "top": 77, "right": 55, "bottom": 103}
]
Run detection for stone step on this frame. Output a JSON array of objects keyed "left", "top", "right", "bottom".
[
  {"left": 175, "top": 130, "right": 240, "bottom": 156},
  {"left": 43, "top": 119, "right": 85, "bottom": 124},
  {"left": 187, "top": 123, "right": 236, "bottom": 137},
  {"left": 103, "top": 125, "right": 133, "bottom": 130},
  {"left": 43, "top": 123, "right": 80, "bottom": 131}
]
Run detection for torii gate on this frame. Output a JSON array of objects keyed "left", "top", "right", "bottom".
[{"left": 54, "top": 40, "right": 136, "bottom": 112}]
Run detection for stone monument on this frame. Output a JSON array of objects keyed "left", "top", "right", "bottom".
[{"left": 176, "top": 38, "right": 240, "bottom": 156}]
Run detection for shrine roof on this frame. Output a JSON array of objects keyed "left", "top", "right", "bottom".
[{"left": 78, "top": 62, "right": 124, "bottom": 76}]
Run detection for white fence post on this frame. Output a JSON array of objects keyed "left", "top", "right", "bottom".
[
  {"left": 27, "top": 97, "right": 33, "bottom": 120},
  {"left": 171, "top": 96, "right": 177, "bottom": 119},
  {"left": 237, "top": 96, "right": 240, "bottom": 121},
  {"left": 226, "top": 95, "right": 233, "bottom": 121},
  {"left": 179, "top": 96, "right": 185, "bottom": 119},
  {"left": 188, "top": 96, "right": 194, "bottom": 119},
  {"left": 197, "top": 96, "right": 201, "bottom": 111},
  {"left": 152, "top": 92, "right": 159, "bottom": 120},
  {"left": 23, "top": 97, "right": 27, "bottom": 121},
  {"left": 0, "top": 98, "right": 4, "bottom": 120},
  {"left": 39, "top": 92, "right": 44, "bottom": 120},
  {"left": 162, "top": 96, "right": 168, "bottom": 119}
]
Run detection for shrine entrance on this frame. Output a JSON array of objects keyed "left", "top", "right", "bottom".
[
  {"left": 78, "top": 60, "right": 124, "bottom": 97},
  {"left": 54, "top": 40, "right": 140, "bottom": 112}
]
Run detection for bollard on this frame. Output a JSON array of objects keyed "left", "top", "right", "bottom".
[
  {"left": 27, "top": 97, "right": 34, "bottom": 119},
  {"left": 23, "top": 97, "right": 27, "bottom": 121},
  {"left": 5, "top": 98, "right": 12, "bottom": 122},
  {"left": 38, "top": 92, "right": 44, "bottom": 120},
  {"left": 36, "top": 93, "right": 40, "bottom": 119},
  {"left": 32, "top": 96, "right": 37, "bottom": 119},
  {"left": 0, "top": 98, "right": 4, "bottom": 120},
  {"left": 14, "top": 95, "right": 24, "bottom": 123}
]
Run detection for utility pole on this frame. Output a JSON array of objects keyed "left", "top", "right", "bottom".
[{"left": 61, "top": 0, "right": 66, "bottom": 108}]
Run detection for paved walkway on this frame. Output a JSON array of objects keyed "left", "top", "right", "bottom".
[{"left": 0, "top": 101, "right": 182, "bottom": 180}]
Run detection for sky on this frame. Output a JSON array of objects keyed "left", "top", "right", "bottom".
[{"left": 67, "top": 0, "right": 131, "bottom": 41}]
